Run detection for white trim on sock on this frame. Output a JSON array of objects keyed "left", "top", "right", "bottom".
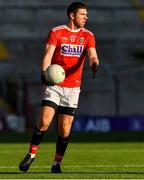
[
  {"left": 29, "top": 153, "right": 36, "bottom": 158},
  {"left": 53, "top": 161, "right": 60, "bottom": 166}
]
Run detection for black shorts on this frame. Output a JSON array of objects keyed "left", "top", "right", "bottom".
[{"left": 41, "top": 100, "right": 76, "bottom": 116}]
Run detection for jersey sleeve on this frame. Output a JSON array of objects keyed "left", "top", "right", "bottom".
[
  {"left": 87, "top": 33, "right": 96, "bottom": 48},
  {"left": 45, "top": 30, "right": 58, "bottom": 46}
]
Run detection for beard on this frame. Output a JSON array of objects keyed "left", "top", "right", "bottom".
[{"left": 74, "top": 21, "right": 84, "bottom": 28}]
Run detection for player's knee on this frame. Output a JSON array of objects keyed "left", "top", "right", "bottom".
[
  {"left": 37, "top": 117, "right": 50, "bottom": 131},
  {"left": 59, "top": 126, "right": 71, "bottom": 137},
  {"left": 37, "top": 123, "right": 48, "bottom": 131}
]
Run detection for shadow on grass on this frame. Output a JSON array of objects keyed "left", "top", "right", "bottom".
[
  {"left": 0, "top": 172, "right": 21, "bottom": 174},
  {"left": 1, "top": 171, "right": 144, "bottom": 175},
  {"left": 1, "top": 132, "right": 144, "bottom": 143}
]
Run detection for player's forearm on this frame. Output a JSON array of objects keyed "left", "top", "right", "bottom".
[
  {"left": 41, "top": 51, "right": 52, "bottom": 72},
  {"left": 41, "top": 57, "right": 51, "bottom": 72},
  {"left": 41, "top": 44, "right": 56, "bottom": 72},
  {"left": 88, "top": 47, "right": 99, "bottom": 66}
]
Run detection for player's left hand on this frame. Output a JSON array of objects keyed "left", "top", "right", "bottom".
[
  {"left": 91, "top": 62, "right": 98, "bottom": 79},
  {"left": 41, "top": 71, "right": 54, "bottom": 86}
]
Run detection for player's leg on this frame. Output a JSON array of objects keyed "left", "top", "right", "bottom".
[
  {"left": 51, "top": 107, "right": 75, "bottom": 173},
  {"left": 19, "top": 85, "right": 60, "bottom": 172},
  {"left": 51, "top": 87, "right": 80, "bottom": 173},
  {"left": 29, "top": 103, "right": 57, "bottom": 156},
  {"left": 19, "top": 103, "right": 56, "bottom": 172},
  {"left": 51, "top": 113, "right": 74, "bottom": 173}
]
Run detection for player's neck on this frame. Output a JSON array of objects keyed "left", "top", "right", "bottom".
[{"left": 67, "top": 22, "right": 81, "bottom": 31}]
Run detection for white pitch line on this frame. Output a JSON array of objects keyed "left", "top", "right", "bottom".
[
  {"left": 70, "top": 149, "right": 144, "bottom": 153},
  {"left": 1, "top": 164, "right": 144, "bottom": 169}
]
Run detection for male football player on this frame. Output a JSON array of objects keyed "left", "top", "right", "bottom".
[{"left": 19, "top": 1, "right": 99, "bottom": 173}]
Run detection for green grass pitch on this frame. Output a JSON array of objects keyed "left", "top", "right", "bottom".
[{"left": 1, "top": 141, "right": 144, "bottom": 179}]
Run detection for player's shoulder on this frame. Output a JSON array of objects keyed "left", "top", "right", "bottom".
[
  {"left": 82, "top": 28, "right": 94, "bottom": 36},
  {"left": 51, "top": 25, "right": 66, "bottom": 32}
]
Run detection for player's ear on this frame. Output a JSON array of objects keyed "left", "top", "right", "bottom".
[{"left": 69, "top": 12, "right": 75, "bottom": 20}]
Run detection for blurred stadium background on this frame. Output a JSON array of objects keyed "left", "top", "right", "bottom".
[{"left": 0, "top": 0, "right": 144, "bottom": 134}]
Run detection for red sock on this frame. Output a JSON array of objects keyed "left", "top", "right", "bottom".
[
  {"left": 53, "top": 135, "right": 70, "bottom": 165},
  {"left": 29, "top": 144, "right": 39, "bottom": 155},
  {"left": 54, "top": 153, "right": 63, "bottom": 164}
]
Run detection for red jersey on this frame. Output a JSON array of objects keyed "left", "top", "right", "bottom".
[{"left": 46, "top": 25, "right": 96, "bottom": 87}]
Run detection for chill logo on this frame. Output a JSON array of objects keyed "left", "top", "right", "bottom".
[{"left": 61, "top": 44, "right": 83, "bottom": 57}]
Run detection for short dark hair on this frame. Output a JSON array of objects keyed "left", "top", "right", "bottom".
[{"left": 67, "top": 2, "right": 87, "bottom": 18}]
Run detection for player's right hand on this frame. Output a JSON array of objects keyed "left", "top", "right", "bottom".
[{"left": 41, "top": 72, "right": 54, "bottom": 86}]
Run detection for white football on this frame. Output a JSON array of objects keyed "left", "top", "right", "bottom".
[{"left": 45, "top": 64, "right": 65, "bottom": 84}]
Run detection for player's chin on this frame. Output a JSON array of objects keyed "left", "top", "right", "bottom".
[
  {"left": 80, "top": 23, "right": 85, "bottom": 28},
  {"left": 81, "top": 22, "right": 86, "bottom": 27}
]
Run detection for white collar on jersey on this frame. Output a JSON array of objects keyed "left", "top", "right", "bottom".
[{"left": 65, "top": 25, "right": 82, "bottom": 32}]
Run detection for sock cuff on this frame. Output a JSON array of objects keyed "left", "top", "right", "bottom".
[
  {"left": 34, "top": 126, "right": 46, "bottom": 135},
  {"left": 30, "top": 126, "right": 46, "bottom": 145},
  {"left": 58, "top": 134, "right": 70, "bottom": 144},
  {"left": 30, "top": 144, "right": 40, "bottom": 149}
]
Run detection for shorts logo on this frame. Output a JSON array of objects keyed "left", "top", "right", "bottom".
[{"left": 61, "top": 44, "right": 83, "bottom": 57}]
